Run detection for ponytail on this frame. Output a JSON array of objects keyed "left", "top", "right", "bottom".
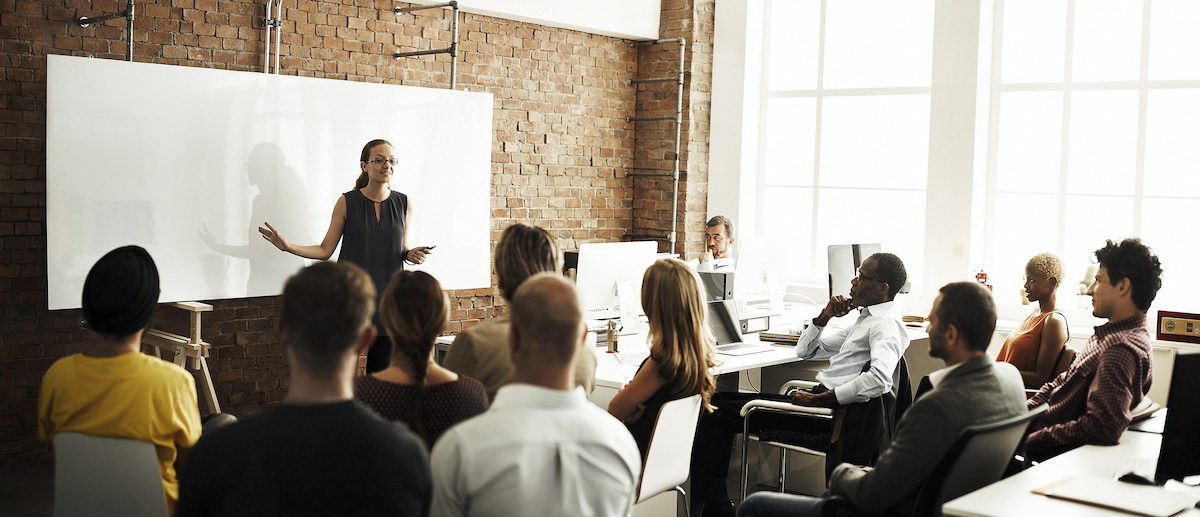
[{"left": 378, "top": 269, "right": 450, "bottom": 448}]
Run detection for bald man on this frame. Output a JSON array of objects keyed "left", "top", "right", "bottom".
[{"left": 430, "top": 273, "right": 640, "bottom": 517}]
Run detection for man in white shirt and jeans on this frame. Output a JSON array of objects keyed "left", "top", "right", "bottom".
[
  {"left": 691, "top": 253, "right": 910, "bottom": 517},
  {"left": 430, "top": 273, "right": 641, "bottom": 517}
]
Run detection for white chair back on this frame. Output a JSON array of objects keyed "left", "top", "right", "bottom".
[
  {"left": 54, "top": 432, "right": 168, "bottom": 517},
  {"left": 636, "top": 394, "right": 704, "bottom": 503}
]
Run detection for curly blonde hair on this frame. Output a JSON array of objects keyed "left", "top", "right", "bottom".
[{"left": 1026, "top": 252, "right": 1065, "bottom": 288}]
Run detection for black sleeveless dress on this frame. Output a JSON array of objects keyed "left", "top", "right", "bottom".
[{"left": 338, "top": 189, "right": 407, "bottom": 371}]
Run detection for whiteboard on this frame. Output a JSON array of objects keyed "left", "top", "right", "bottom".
[{"left": 46, "top": 55, "right": 492, "bottom": 310}]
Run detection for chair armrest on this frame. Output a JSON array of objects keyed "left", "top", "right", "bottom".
[
  {"left": 779, "top": 380, "right": 820, "bottom": 395},
  {"left": 740, "top": 399, "right": 834, "bottom": 418}
]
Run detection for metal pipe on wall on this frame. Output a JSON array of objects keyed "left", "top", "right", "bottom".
[
  {"left": 627, "top": 38, "right": 686, "bottom": 255},
  {"left": 393, "top": 1, "right": 460, "bottom": 89},
  {"left": 273, "top": 0, "right": 282, "bottom": 74},
  {"left": 76, "top": 0, "right": 136, "bottom": 62},
  {"left": 261, "top": 0, "right": 282, "bottom": 73},
  {"left": 262, "top": 0, "right": 272, "bottom": 72},
  {"left": 668, "top": 37, "right": 685, "bottom": 255}
]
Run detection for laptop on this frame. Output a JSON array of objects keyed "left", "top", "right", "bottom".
[{"left": 707, "top": 300, "right": 774, "bottom": 356}]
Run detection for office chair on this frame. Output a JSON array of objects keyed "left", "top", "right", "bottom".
[
  {"left": 822, "top": 404, "right": 1049, "bottom": 517},
  {"left": 53, "top": 432, "right": 168, "bottom": 517},
  {"left": 738, "top": 358, "right": 911, "bottom": 501},
  {"left": 1050, "top": 344, "right": 1076, "bottom": 380},
  {"left": 635, "top": 394, "right": 705, "bottom": 516}
]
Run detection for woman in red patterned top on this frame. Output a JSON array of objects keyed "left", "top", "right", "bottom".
[{"left": 355, "top": 270, "right": 488, "bottom": 448}]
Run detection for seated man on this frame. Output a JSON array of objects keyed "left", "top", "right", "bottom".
[
  {"left": 177, "top": 262, "right": 430, "bottom": 517},
  {"left": 691, "top": 253, "right": 910, "bottom": 516},
  {"left": 695, "top": 215, "right": 736, "bottom": 272},
  {"left": 443, "top": 223, "right": 596, "bottom": 401},
  {"left": 431, "top": 273, "right": 640, "bottom": 517},
  {"left": 738, "top": 282, "right": 1028, "bottom": 517},
  {"left": 1024, "top": 238, "right": 1161, "bottom": 462},
  {"left": 38, "top": 245, "right": 202, "bottom": 513}
]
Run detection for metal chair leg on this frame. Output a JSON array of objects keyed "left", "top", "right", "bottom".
[
  {"left": 778, "top": 446, "right": 789, "bottom": 493},
  {"left": 674, "top": 485, "right": 689, "bottom": 517}
]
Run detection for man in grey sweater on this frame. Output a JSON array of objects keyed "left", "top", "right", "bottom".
[{"left": 738, "top": 281, "right": 1028, "bottom": 517}]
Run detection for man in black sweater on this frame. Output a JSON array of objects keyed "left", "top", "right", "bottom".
[{"left": 177, "top": 262, "right": 431, "bottom": 517}]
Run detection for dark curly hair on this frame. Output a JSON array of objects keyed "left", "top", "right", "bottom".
[{"left": 1094, "top": 238, "right": 1163, "bottom": 312}]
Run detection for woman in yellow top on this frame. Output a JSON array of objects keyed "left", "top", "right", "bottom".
[
  {"left": 996, "top": 252, "right": 1070, "bottom": 389},
  {"left": 607, "top": 258, "right": 716, "bottom": 458}
]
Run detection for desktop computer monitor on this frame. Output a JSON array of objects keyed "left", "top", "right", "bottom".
[
  {"left": 827, "top": 243, "right": 882, "bottom": 299},
  {"left": 699, "top": 271, "right": 735, "bottom": 301},
  {"left": 575, "top": 241, "right": 659, "bottom": 320},
  {"left": 1156, "top": 349, "right": 1200, "bottom": 484},
  {"left": 731, "top": 237, "right": 791, "bottom": 301}
]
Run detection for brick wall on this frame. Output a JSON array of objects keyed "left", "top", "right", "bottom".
[{"left": 0, "top": 0, "right": 713, "bottom": 468}]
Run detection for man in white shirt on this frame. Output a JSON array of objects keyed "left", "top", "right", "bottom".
[
  {"left": 430, "top": 273, "right": 641, "bottom": 517},
  {"left": 691, "top": 253, "right": 910, "bottom": 517},
  {"left": 696, "top": 215, "right": 736, "bottom": 272}
]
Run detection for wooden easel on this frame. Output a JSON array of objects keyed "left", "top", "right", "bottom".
[{"left": 142, "top": 302, "right": 220, "bottom": 414}]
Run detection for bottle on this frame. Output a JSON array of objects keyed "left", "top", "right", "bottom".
[{"left": 606, "top": 320, "right": 619, "bottom": 353}]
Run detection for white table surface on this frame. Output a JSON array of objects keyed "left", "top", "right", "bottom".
[{"left": 942, "top": 430, "right": 1200, "bottom": 517}]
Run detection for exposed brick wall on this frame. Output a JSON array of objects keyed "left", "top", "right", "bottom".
[{"left": 0, "top": 0, "right": 714, "bottom": 468}]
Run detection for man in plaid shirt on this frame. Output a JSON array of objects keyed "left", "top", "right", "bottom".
[{"left": 1024, "top": 238, "right": 1161, "bottom": 462}]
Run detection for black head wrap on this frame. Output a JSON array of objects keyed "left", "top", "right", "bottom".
[{"left": 81, "top": 245, "right": 160, "bottom": 336}]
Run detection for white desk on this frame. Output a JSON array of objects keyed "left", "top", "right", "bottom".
[
  {"left": 589, "top": 332, "right": 803, "bottom": 408},
  {"left": 942, "top": 430, "right": 1200, "bottom": 517}
]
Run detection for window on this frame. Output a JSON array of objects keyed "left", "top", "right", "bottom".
[
  {"left": 984, "top": 0, "right": 1200, "bottom": 311},
  {"left": 757, "top": 0, "right": 935, "bottom": 289}
]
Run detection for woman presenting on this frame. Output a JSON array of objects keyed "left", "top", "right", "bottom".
[{"left": 259, "top": 138, "right": 434, "bottom": 373}]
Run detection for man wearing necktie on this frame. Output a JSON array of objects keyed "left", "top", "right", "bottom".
[{"left": 691, "top": 253, "right": 910, "bottom": 517}]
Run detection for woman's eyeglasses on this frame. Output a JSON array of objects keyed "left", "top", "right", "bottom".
[{"left": 367, "top": 158, "right": 398, "bottom": 166}]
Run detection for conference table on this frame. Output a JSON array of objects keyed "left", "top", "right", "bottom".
[
  {"left": 589, "top": 330, "right": 804, "bottom": 408},
  {"left": 942, "top": 430, "right": 1200, "bottom": 517}
]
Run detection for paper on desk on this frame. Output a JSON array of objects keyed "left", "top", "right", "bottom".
[{"left": 1032, "top": 477, "right": 1198, "bottom": 517}]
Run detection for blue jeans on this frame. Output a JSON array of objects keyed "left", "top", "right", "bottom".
[{"left": 737, "top": 491, "right": 828, "bottom": 517}]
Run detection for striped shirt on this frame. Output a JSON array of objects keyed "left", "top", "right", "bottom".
[{"left": 1024, "top": 313, "right": 1153, "bottom": 461}]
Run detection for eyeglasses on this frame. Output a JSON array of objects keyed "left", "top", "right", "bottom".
[
  {"left": 856, "top": 271, "right": 878, "bottom": 282},
  {"left": 367, "top": 158, "right": 398, "bottom": 166}
]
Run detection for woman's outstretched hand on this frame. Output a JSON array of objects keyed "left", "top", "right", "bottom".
[{"left": 258, "top": 222, "right": 290, "bottom": 253}]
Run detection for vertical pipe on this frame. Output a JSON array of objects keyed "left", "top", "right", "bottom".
[
  {"left": 669, "top": 38, "right": 685, "bottom": 255},
  {"left": 273, "top": 0, "right": 282, "bottom": 74},
  {"left": 263, "top": 0, "right": 272, "bottom": 72},
  {"left": 125, "top": 1, "right": 134, "bottom": 61},
  {"left": 449, "top": 3, "right": 459, "bottom": 89}
]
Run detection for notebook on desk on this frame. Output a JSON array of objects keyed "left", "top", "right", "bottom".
[
  {"left": 707, "top": 300, "right": 774, "bottom": 356},
  {"left": 1032, "top": 477, "right": 1196, "bottom": 517}
]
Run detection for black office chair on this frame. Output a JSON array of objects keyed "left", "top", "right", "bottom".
[{"left": 822, "top": 404, "right": 1049, "bottom": 517}]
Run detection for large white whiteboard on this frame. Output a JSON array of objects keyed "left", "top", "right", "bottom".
[{"left": 46, "top": 55, "right": 492, "bottom": 310}]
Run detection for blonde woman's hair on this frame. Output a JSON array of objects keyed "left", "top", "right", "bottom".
[
  {"left": 1026, "top": 252, "right": 1065, "bottom": 288},
  {"left": 640, "top": 258, "right": 716, "bottom": 411}
]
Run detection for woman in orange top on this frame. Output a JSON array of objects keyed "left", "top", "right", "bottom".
[{"left": 997, "top": 252, "right": 1070, "bottom": 388}]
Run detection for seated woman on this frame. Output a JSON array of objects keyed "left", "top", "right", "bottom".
[
  {"left": 607, "top": 258, "right": 716, "bottom": 458},
  {"left": 996, "top": 252, "right": 1069, "bottom": 389},
  {"left": 355, "top": 270, "right": 488, "bottom": 448}
]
